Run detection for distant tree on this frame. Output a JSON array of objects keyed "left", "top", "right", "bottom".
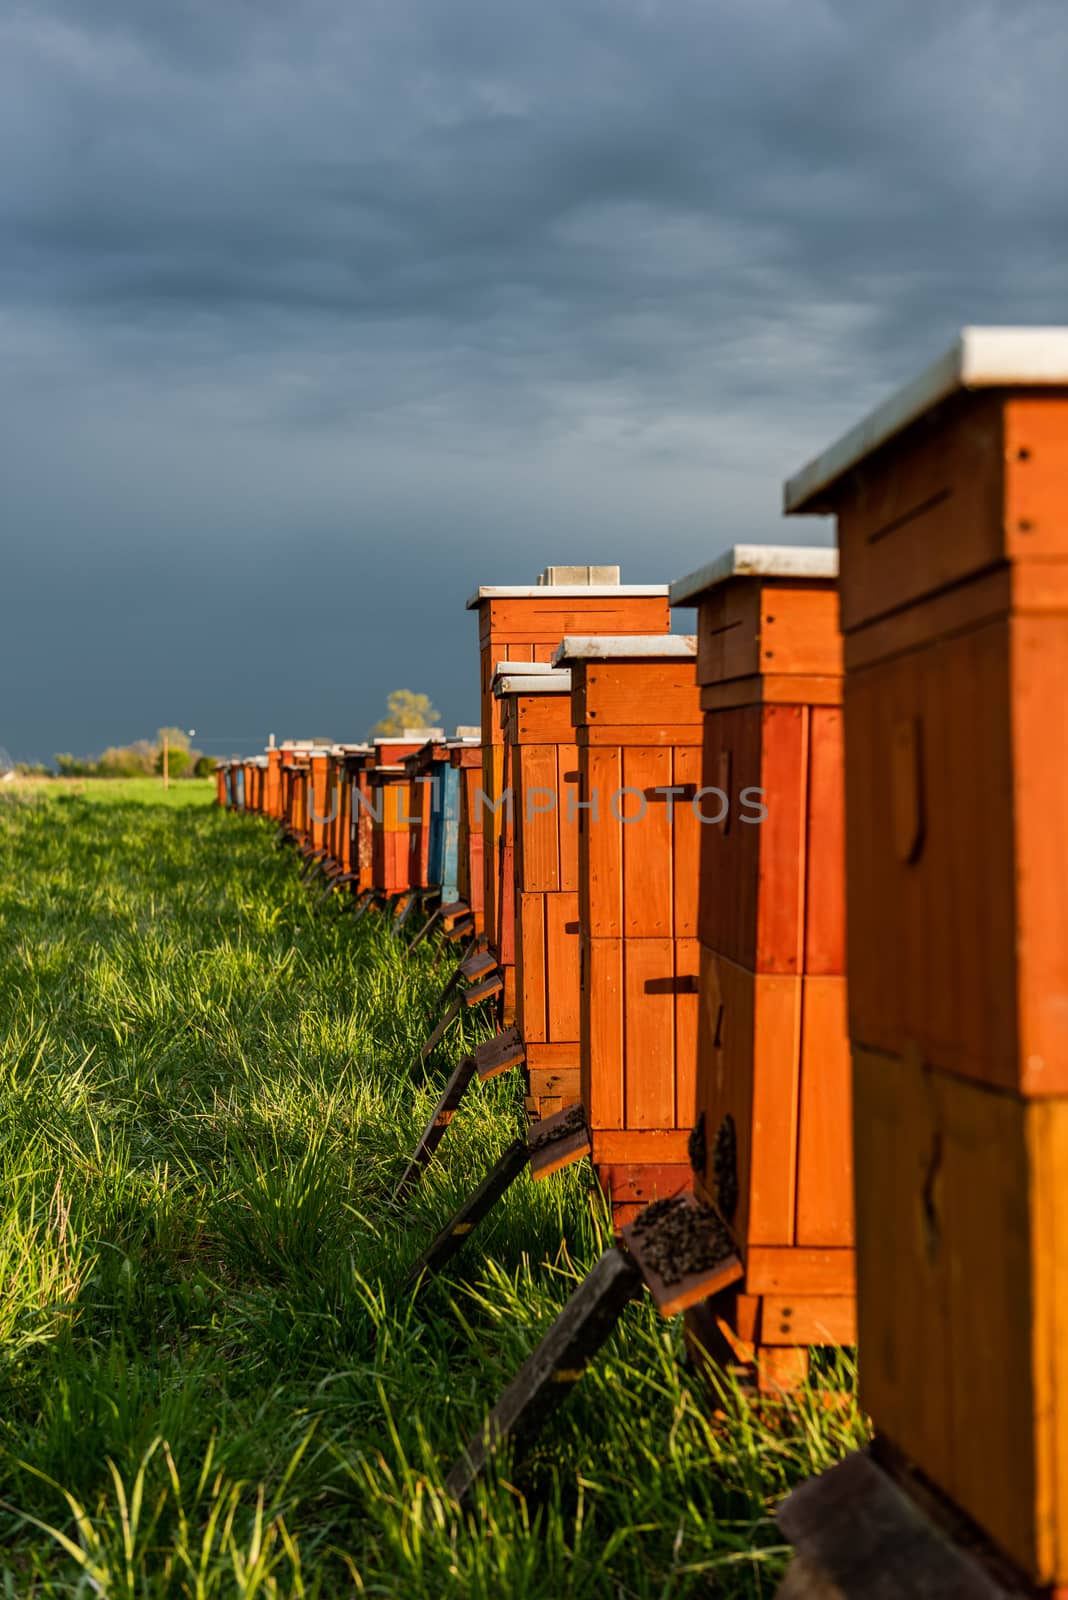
[
  {"left": 98, "top": 745, "right": 148, "bottom": 777},
  {"left": 192, "top": 755, "right": 216, "bottom": 778},
  {"left": 156, "top": 745, "right": 192, "bottom": 779},
  {"left": 54, "top": 753, "right": 93, "bottom": 777},
  {"left": 371, "top": 690, "right": 441, "bottom": 738},
  {"left": 15, "top": 762, "right": 51, "bottom": 777}
]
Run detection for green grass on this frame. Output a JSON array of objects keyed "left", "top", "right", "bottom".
[{"left": 0, "top": 788, "right": 869, "bottom": 1596}]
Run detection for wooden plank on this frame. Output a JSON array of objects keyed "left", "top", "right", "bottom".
[
  {"left": 394, "top": 1056, "right": 477, "bottom": 1198},
  {"left": 527, "top": 1066, "right": 580, "bottom": 1104},
  {"left": 557, "top": 743, "right": 580, "bottom": 892},
  {"left": 583, "top": 747, "right": 622, "bottom": 936},
  {"left": 623, "top": 937, "right": 676, "bottom": 1129},
  {"left": 403, "top": 1137, "right": 529, "bottom": 1294},
  {"left": 463, "top": 973, "right": 503, "bottom": 1007},
  {"left": 528, "top": 1103, "right": 592, "bottom": 1180},
  {"left": 699, "top": 676, "right": 843, "bottom": 711},
  {"left": 472, "top": 1025, "right": 526, "bottom": 1081},
  {"left": 672, "top": 744, "right": 702, "bottom": 939},
  {"left": 622, "top": 1194, "right": 743, "bottom": 1317},
  {"left": 590, "top": 1128, "right": 690, "bottom": 1163},
  {"left": 621, "top": 746, "right": 674, "bottom": 936},
  {"left": 418, "top": 998, "right": 461, "bottom": 1065},
  {"left": 776, "top": 1449, "right": 1008, "bottom": 1600},
  {"left": 517, "top": 743, "right": 560, "bottom": 892},
  {"left": 523, "top": 1040, "right": 579, "bottom": 1068},
  {"left": 755, "top": 705, "right": 807, "bottom": 973},
  {"left": 760, "top": 1295, "right": 856, "bottom": 1348},
  {"left": 597, "top": 1163, "right": 691, "bottom": 1207},
  {"left": 695, "top": 580, "right": 841, "bottom": 688},
  {"left": 803, "top": 706, "right": 846, "bottom": 976},
  {"left": 749, "top": 970, "right": 802, "bottom": 1245},
  {"left": 673, "top": 936, "right": 699, "bottom": 1131},
  {"left": 794, "top": 976, "right": 852, "bottom": 1248},
  {"left": 459, "top": 948, "right": 498, "bottom": 982},
  {"left": 745, "top": 1247, "right": 855, "bottom": 1298},
  {"left": 578, "top": 723, "right": 711, "bottom": 747},
  {"left": 580, "top": 660, "right": 702, "bottom": 729},
  {"left": 546, "top": 891, "right": 581, "bottom": 1042},
  {"left": 518, "top": 892, "right": 547, "bottom": 1043},
  {"left": 583, "top": 936, "right": 623, "bottom": 1128},
  {"left": 444, "top": 1247, "right": 643, "bottom": 1503},
  {"left": 834, "top": 390, "right": 1003, "bottom": 634}
]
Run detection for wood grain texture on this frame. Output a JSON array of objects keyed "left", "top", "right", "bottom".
[
  {"left": 546, "top": 891, "right": 581, "bottom": 1042},
  {"left": 794, "top": 977, "right": 852, "bottom": 1248}
]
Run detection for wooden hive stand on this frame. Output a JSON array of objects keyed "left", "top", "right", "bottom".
[
  {"left": 668, "top": 545, "right": 852, "bottom": 1396},
  {"left": 775, "top": 327, "right": 1068, "bottom": 1593},
  {"left": 555, "top": 633, "right": 703, "bottom": 1228},
  {"left": 494, "top": 663, "right": 583, "bottom": 1118},
  {"left": 466, "top": 567, "right": 670, "bottom": 1019}
]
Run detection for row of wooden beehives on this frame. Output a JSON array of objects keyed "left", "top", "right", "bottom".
[
  {"left": 217, "top": 330, "right": 1068, "bottom": 1598},
  {"left": 218, "top": 553, "right": 851, "bottom": 1373}
]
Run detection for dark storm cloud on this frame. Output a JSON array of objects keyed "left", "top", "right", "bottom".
[{"left": 3, "top": 0, "right": 1068, "bottom": 760}]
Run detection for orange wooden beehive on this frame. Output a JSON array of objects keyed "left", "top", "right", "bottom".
[
  {"left": 404, "top": 739, "right": 449, "bottom": 892},
  {"left": 214, "top": 764, "right": 228, "bottom": 807},
  {"left": 669, "top": 546, "right": 852, "bottom": 1390},
  {"left": 264, "top": 748, "right": 282, "bottom": 819},
  {"left": 368, "top": 732, "right": 444, "bottom": 899},
  {"left": 280, "top": 745, "right": 312, "bottom": 842},
  {"left": 446, "top": 730, "right": 482, "bottom": 917},
  {"left": 466, "top": 568, "right": 671, "bottom": 1014},
  {"left": 557, "top": 634, "right": 702, "bottom": 1227},
  {"left": 784, "top": 328, "right": 1068, "bottom": 1587},
  {"left": 323, "top": 745, "right": 370, "bottom": 878},
  {"left": 493, "top": 663, "right": 582, "bottom": 1117}
]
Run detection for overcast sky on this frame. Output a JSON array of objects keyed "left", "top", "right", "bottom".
[{"left": 3, "top": 0, "right": 1067, "bottom": 763}]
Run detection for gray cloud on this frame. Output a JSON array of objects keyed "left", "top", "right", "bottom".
[{"left": 3, "top": 0, "right": 1067, "bottom": 760}]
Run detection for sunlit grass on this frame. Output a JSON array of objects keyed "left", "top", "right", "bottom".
[{"left": 0, "top": 788, "right": 868, "bottom": 1595}]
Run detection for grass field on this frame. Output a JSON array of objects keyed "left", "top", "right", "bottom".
[{"left": 0, "top": 783, "right": 869, "bottom": 1596}]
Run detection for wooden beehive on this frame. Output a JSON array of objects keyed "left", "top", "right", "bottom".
[
  {"left": 215, "top": 765, "right": 228, "bottom": 807},
  {"left": 558, "top": 635, "right": 702, "bottom": 1226},
  {"left": 264, "top": 749, "right": 282, "bottom": 819},
  {"left": 669, "top": 546, "right": 852, "bottom": 1389},
  {"left": 250, "top": 758, "right": 267, "bottom": 813},
  {"left": 323, "top": 745, "right": 370, "bottom": 878},
  {"left": 369, "top": 732, "right": 444, "bottom": 898},
  {"left": 307, "top": 751, "right": 331, "bottom": 854},
  {"left": 451, "top": 734, "right": 485, "bottom": 925},
  {"left": 784, "top": 327, "right": 1068, "bottom": 1586},
  {"left": 466, "top": 569, "right": 671, "bottom": 1013},
  {"left": 437, "top": 733, "right": 479, "bottom": 904},
  {"left": 286, "top": 754, "right": 310, "bottom": 842},
  {"left": 494, "top": 664, "right": 581, "bottom": 1118},
  {"left": 404, "top": 739, "right": 449, "bottom": 892}
]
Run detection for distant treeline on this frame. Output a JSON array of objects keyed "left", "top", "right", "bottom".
[{"left": 21, "top": 728, "right": 215, "bottom": 779}]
